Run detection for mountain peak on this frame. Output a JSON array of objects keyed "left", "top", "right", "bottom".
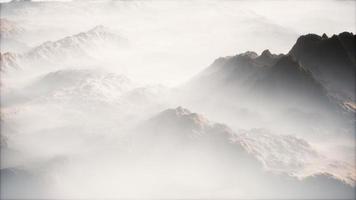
[
  {"left": 338, "top": 31, "right": 354, "bottom": 39},
  {"left": 297, "top": 33, "right": 323, "bottom": 43},
  {"left": 149, "top": 107, "right": 212, "bottom": 133},
  {"left": 254, "top": 49, "right": 283, "bottom": 66},
  {"left": 322, "top": 33, "right": 328, "bottom": 39},
  {"left": 240, "top": 51, "right": 258, "bottom": 59},
  {"left": 87, "top": 25, "right": 108, "bottom": 34},
  {"left": 260, "top": 49, "right": 272, "bottom": 57},
  {"left": 288, "top": 32, "right": 356, "bottom": 101},
  {"left": 290, "top": 32, "right": 355, "bottom": 55},
  {"left": 162, "top": 106, "right": 204, "bottom": 120}
]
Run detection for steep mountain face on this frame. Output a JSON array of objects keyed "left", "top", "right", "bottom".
[
  {"left": 189, "top": 33, "right": 355, "bottom": 114},
  {"left": 288, "top": 32, "right": 356, "bottom": 102},
  {"left": 188, "top": 50, "right": 282, "bottom": 98},
  {"left": 251, "top": 55, "right": 335, "bottom": 112},
  {"left": 182, "top": 38, "right": 354, "bottom": 136},
  {"left": 188, "top": 50, "right": 336, "bottom": 114}
]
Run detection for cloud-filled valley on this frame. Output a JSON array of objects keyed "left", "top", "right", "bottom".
[{"left": 0, "top": 0, "right": 355, "bottom": 199}]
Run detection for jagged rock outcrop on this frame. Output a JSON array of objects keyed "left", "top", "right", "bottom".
[{"left": 288, "top": 32, "right": 356, "bottom": 101}]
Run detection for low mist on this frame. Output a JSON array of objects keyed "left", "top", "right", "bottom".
[{"left": 1, "top": 0, "right": 355, "bottom": 199}]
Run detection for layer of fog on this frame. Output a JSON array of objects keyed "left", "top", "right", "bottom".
[{"left": 1, "top": 0, "right": 355, "bottom": 199}]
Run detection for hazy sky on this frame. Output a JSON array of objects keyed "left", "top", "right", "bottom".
[{"left": 1, "top": 0, "right": 355, "bottom": 85}]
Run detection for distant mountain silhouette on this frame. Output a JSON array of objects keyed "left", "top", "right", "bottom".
[{"left": 0, "top": 25, "right": 128, "bottom": 72}]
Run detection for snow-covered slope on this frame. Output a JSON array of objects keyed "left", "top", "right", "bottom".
[
  {"left": 0, "top": 25, "right": 127, "bottom": 71},
  {"left": 25, "top": 25, "right": 127, "bottom": 61}
]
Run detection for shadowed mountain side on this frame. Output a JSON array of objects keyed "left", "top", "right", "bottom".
[
  {"left": 189, "top": 50, "right": 282, "bottom": 94},
  {"left": 251, "top": 55, "right": 338, "bottom": 112},
  {"left": 186, "top": 50, "right": 341, "bottom": 115},
  {"left": 289, "top": 32, "right": 356, "bottom": 102},
  {"left": 179, "top": 43, "right": 353, "bottom": 135}
]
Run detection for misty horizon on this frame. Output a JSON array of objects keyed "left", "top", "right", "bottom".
[{"left": 0, "top": 0, "right": 355, "bottom": 199}]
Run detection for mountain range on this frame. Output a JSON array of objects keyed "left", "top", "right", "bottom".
[
  {"left": 0, "top": 0, "right": 354, "bottom": 198},
  {"left": 0, "top": 25, "right": 127, "bottom": 72},
  {"left": 190, "top": 33, "right": 355, "bottom": 111},
  {"left": 0, "top": 28, "right": 355, "bottom": 198},
  {"left": 128, "top": 106, "right": 355, "bottom": 198},
  {"left": 183, "top": 32, "right": 355, "bottom": 136},
  {"left": 1, "top": 105, "right": 355, "bottom": 199}
]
